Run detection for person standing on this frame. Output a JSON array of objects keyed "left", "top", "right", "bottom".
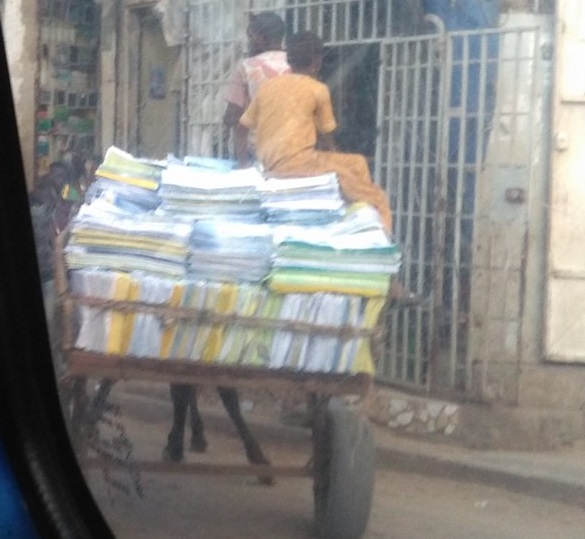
[{"left": 223, "top": 12, "right": 290, "bottom": 164}]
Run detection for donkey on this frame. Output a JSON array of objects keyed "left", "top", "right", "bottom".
[
  {"left": 163, "top": 383, "right": 270, "bottom": 467},
  {"left": 86, "top": 380, "right": 272, "bottom": 479}
]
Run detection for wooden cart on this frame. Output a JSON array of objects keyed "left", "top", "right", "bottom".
[{"left": 54, "top": 232, "right": 380, "bottom": 539}]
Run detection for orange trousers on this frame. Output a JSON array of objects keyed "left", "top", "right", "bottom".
[{"left": 267, "top": 150, "right": 392, "bottom": 233}]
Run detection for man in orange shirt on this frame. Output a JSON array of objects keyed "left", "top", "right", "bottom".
[{"left": 238, "top": 31, "right": 392, "bottom": 234}]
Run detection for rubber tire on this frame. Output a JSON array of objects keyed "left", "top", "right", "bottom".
[{"left": 314, "top": 400, "right": 375, "bottom": 539}]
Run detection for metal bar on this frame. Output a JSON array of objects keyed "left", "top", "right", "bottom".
[
  {"left": 358, "top": 0, "right": 364, "bottom": 41},
  {"left": 505, "top": 31, "right": 522, "bottom": 164},
  {"left": 344, "top": 0, "right": 350, "bottom": 42},
  {"left": 396, "top": 42, "right": 411, "bottom": 382},
  {"left": 402, "top": 41, "right": 424, "bottom": 384},
  {"left": 218, "top": 1, "right": 226, "bottom": 158},
  {"left": 387, "top": 41, "right": 398, "bottom": 194},
  {"left": 371, "top": 0, "right": 377, "bottom": 40},
  {"left": 448, "top": 34, "right": 470, "bottom": 388},
  {"left": 373, "top": 42, "right": 393, "bottom": 381},
  {"left": 395, "top": 42, "right": 408, "bottom": 240},
  {"left": 181, "top": 5, "right": 191, "bottom": 157},
  {"left": 385, "top": 0, "right": 392, "bottom": 38},
  {"left": 463, "top": 32, "right": 490, "bottom": 391},
  {"left": 196, "top": 7, "right": 204, "bottom": 155},
  {"left": 429, "top": 32, "right": 451, "bottom": 391},
  {"left": 414, "top": 39, "right": 436, "bottom": 387},
  {"left": 81, "top": 458, "right": 313, "bottom": 478},
  {"left": 474, "top": 33, "right": 489, "bottom": 184},
  {"left": 525, "top": 28, "right": 540, "bottom": 171},
  {"left": 66, "top": 351, "right": 373, "bottom": 397},
  {"left": 373, "top": 42, "right": 387, "bottom": 184},
  {"left": 387, "top": 42, "right": 400, "bottom": 379},
  {"left": 331, "top": 1, "right": 338, "bottom": 43}
]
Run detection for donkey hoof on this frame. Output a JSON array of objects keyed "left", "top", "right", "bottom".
[
  {"left": 162, "top": 444, "right": 183, "bottom": 462},
  {"left": 189, "top": 437, "right": 208, "bottom": 453},
  {"left": 257, "top": 475, "right": 275, "bottom": 486}
]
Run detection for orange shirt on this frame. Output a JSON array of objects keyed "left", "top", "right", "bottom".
[
  {"left": 239, "top": 74, "right": 337, "bottom": 171},
  {"left": 240, "top": 73, "right": 392, "bottom": 232}
]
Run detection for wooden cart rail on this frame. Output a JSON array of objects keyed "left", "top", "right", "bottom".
[
  {"left": 65, "top": 350, "right": 372, "bottom": 397},
  {"left": 81, "top": 458, "right": 312, "bottom": 478},
  {"left": 67, "top": 294, "right": 381, "bottom": 339}
]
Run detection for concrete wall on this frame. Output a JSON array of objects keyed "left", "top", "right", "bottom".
[
  {"left": 2, "top": 0, "right": 38, "bottom": 189},
  {"left": 468, "top": 13, "right": 554, "bottom": 404},
  {"left": 100, "top": 0, "right": 179, "bottom": 157}
]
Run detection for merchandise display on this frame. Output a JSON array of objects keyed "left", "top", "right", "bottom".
[{"left": 62, "top": 146, "right": 401, "bottom": 375}]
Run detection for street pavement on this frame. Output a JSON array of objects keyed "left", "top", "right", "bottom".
[
  {"left": 77, "top": 384, "right": 585, "bottom": 539},
  {"left": 103, "top": 382, "right": 585, "bottom": 509}
]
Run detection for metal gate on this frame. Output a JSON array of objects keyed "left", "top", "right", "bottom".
[
  {"left": 179, "top": 0, "right": 419, "bottom": 157},
  {"left": 178, "top": 1, "right": 547, "bottom": 394},
  {"left": 374, "top": 25, "right": 546, "bottom": 393}
]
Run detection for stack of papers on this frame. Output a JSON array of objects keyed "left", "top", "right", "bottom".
[
  {"left": 65, "top": 201, "right": 192, "bottom": 277},
  {"left": 95, "top": 146, "right": 164, "bottom": 191},
  {"left": 85, "top": 177, "right": 162, "bottom": 214},
  {"left": 188, "top": 220, "right": 274, "bottom": 282},
  {"left": 259, "top": 173, "right": 346, "bottom": 224},
  {"left": 268, "top": 203, "right": 401, "bottom": 297},
  {"left": 159, "top": 164, "right": 264, "bottom": 219}
]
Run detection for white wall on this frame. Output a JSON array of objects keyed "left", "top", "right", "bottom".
[{"left": 545, "top": 0, "right": 585, "bottom": 361}]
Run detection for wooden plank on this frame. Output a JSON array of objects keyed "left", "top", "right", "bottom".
[
  {"left": 66, "top": 350, "right": 373, "bottom": 397},
  {"left": 81, "top": 457, "right": 312, "bottom": 478},
  {"left": 68, "top": 295, "right": 379, "bottom": 340}
]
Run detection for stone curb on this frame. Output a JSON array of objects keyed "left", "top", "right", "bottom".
[{"left": 374, "top": 444, "right": 585, "bottom": 508}]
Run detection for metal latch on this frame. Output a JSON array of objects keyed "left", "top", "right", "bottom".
[{"left": 505, "top": 188, "right": 526, "bottom": 204}]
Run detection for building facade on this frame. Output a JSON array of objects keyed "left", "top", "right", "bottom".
[{"left": 4, "top": 0, "right": 585, "bottom": 447}]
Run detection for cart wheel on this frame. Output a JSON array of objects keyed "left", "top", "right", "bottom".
[{"left": 313, "top": 400, "right": 375, "bottom": 539}]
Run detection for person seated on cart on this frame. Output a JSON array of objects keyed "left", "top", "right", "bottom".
[
  {"left": 223, "top": 11, "right": 291, "bottom": 162},
  {"left": 237, "top": 30, "right": 392, "bottom": 234}
]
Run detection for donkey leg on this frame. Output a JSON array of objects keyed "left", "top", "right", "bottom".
[
  {"left": 218, "top": 387, "right": 273, "bottom": 484},
  {"left": 188, "top": 386, "right": 208, "bottom": 453},
  {"left": 163, "top": 383, "right": 192, "bottom": 462}
]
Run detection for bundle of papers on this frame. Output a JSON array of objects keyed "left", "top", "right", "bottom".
[
  {"left": 188, "top": 220, "right": 274, "bottom": 282},
  {"left": 259, "top": 173, "right": 346, "bottom": 224},
  {"left": 268, "top": 203, "right": 401, "bottom": 297},
  {"left": 70, "top": 269, "right": 382, "bottom": 374},
  {"left": 159, "top": 164, "right": 264, "bottom": 219},
  {"left": 85, "top": 177, "right": 162, "bottom": 214},
  {"left": 65, "top": 201, "right": 192, "bottom": 277},
  {"left": 95, "top": 146, "right": 164, "bottom": 191}
]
